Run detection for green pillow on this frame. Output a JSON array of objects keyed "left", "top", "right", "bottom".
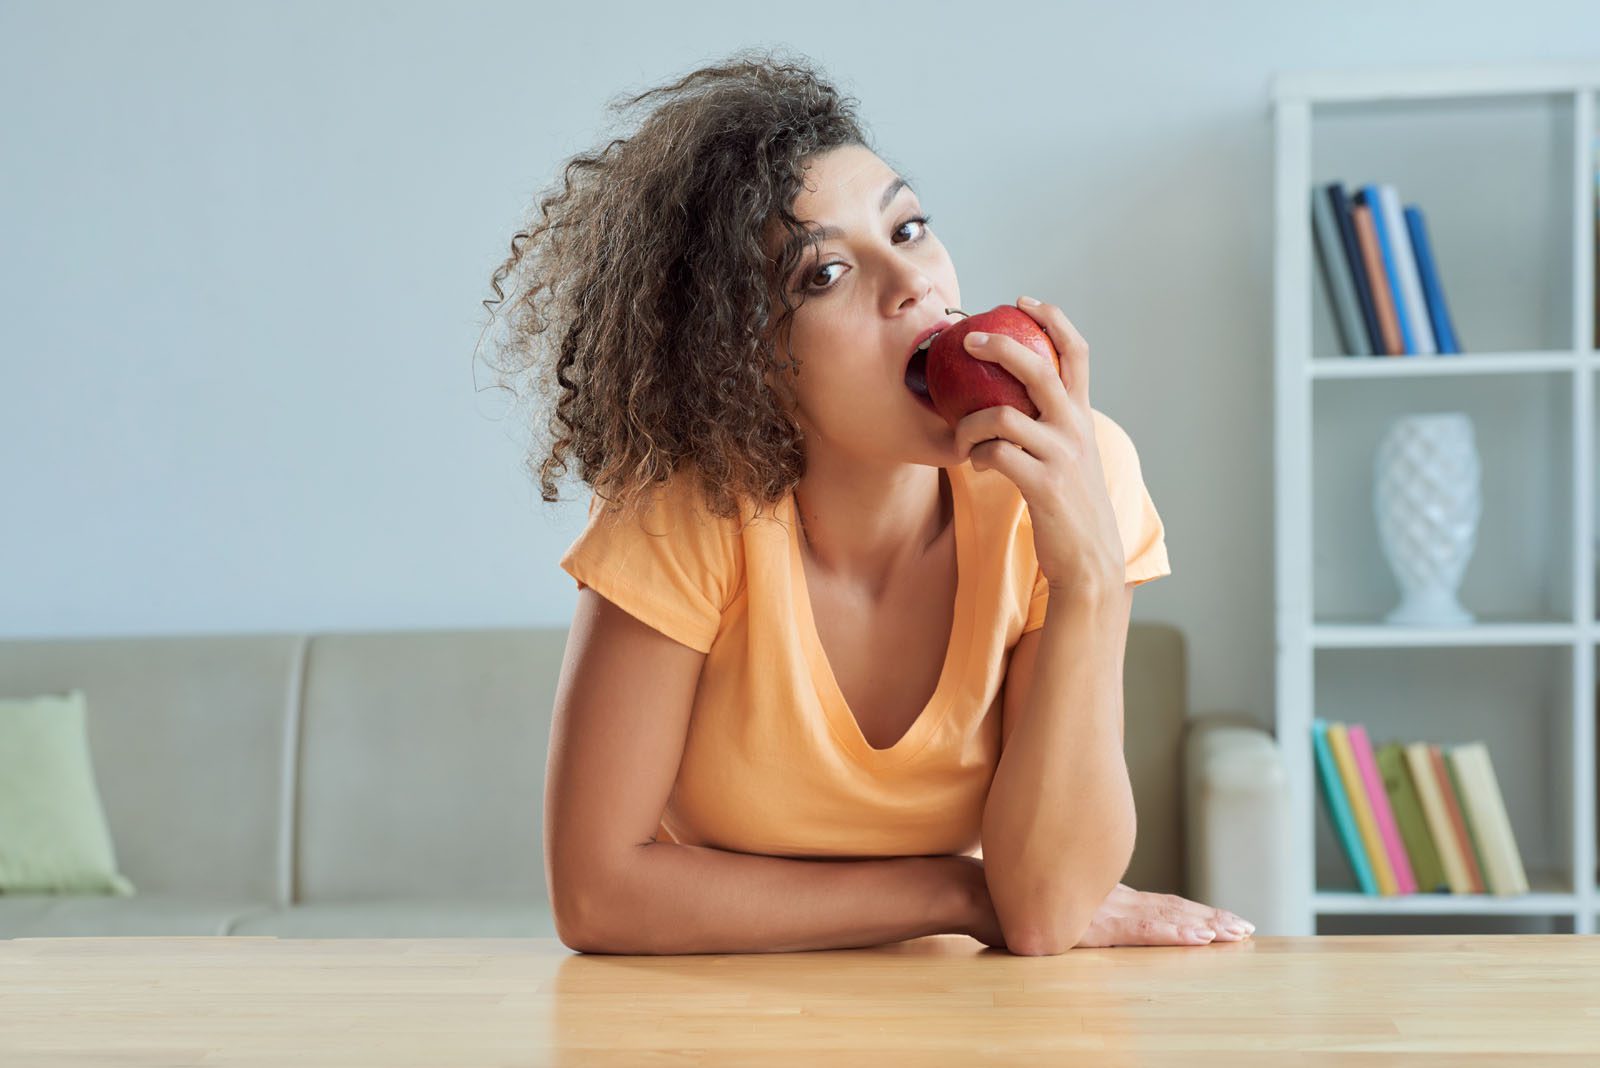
[{"left": 0, "top": 689, "right": 135, "bottom": 895}]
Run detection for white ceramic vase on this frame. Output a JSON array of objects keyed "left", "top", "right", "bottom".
[{"left": 1373, "top": 412, "right": 1481, "bottom": 626}]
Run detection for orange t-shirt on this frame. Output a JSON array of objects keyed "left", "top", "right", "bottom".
[{"left": 557, "top": 407, "right": 1171, "bottom": 859}]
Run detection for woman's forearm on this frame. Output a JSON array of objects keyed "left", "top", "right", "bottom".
[
  {"left": 979, "top": 585, "right": 1138, "bottom": 955},
  {"left": 560, "top": 842, "right": 975, "bottom": 955}
]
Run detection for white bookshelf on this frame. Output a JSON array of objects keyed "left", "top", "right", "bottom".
[{"left": 1272, "top": 62, "right": 1600, "bottom": 936}]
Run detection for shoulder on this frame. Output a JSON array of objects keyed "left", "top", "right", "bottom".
[
  {"left": 559, "top": 467, "right": 749, "bottom": 652},
  {"left": 600, "top": 467, "right": 749, "bottom": 544}
]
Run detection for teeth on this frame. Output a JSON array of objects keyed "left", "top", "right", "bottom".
[{"left": 915, "top": 332, "right": 939, "bottom": 353}]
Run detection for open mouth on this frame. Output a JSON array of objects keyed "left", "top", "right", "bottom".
[
  {"left": 904, "top": 332, "right": 940, "bottom": 407},
  {"left": 905, "top": 348, "right": 930, "bottom": 396}
]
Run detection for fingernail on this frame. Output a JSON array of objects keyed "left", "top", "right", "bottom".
[
  {"left": 1018, "top": 295, "right": 1041, "bottom": 307},
  {"left": 967, "top": 332, "right": 989, "bottom": 345},
  {"left": 1189, "top": 928, "right": 1216, "bottom": 941}
]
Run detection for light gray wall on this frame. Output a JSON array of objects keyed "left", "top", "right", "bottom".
[{"left": 4, "top": 0, "right": 1598, "bottom": 728}]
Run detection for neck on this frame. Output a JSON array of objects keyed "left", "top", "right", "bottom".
[{"left": 793, "top": 449, "right": 952, "bottom": 597}]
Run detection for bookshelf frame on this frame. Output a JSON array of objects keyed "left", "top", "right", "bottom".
[{"left": 1271, "top": 61, "right": 1600, "bottom": 935}]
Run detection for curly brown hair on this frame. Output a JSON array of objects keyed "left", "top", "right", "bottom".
[{"left": 474, "top": 46, "right": 914, "bottom": 528}]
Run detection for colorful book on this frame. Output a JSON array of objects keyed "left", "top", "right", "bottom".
[
  {"left": 1403, "top": 205, "right": 1461, "bottom": 354},
  {"left": 1443, "top": 745, "right": 1492, "bottom": 893},
  {"left": 1348, "top": 725, "right": 1418, "bottom": 893},
  {"left": 1450, "top": 743, "right": 1530, "bottom": 896},
  {"left": 1312, "top": 719, "right": 1376, "bottom": 894},
  {"left": 1312, "top": 184, "right": 1373, "bottom": 356},
  {"left": 1377, "top": 183, "right": 1437, "bottom": 354},
  {"left": 1404, "top": 742, "right": 1473, "bottom": 893},
  {"left": 1329, "top": 722, "right": 1398, "bottom": 894},
  {"left": 1356, "top": 184, "right": 1417, "bottom": 354},
  {"left": 1376, "top": 742, "right": 1448, "bottom": 893},
  {"left": 1429, "top": 743, "right": 1487, "bottom": 893},
  {"left": 1351, "top": 203, "right": 1403, "bottom": 355},
  {"left": 1327, "top": 182, "right": 1385, "bottom": 354}
]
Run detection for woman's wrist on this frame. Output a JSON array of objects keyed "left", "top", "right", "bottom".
[{"left": 941, "top": 854, "right": 1004, "bottom": 947}]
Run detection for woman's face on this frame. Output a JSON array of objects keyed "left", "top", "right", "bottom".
[{"left": 766, "top": 145, "right": 962, "bottom": 466}]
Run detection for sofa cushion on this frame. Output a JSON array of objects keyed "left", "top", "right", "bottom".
[
  {"left": 0, "top": 634, "right": 302, "bottom": 901},
  {"left": 294, "top": 629, "right": 565, "bottom": 902},
  {"left": 0, "top": 689, "right": 135, "bottom": 895}
]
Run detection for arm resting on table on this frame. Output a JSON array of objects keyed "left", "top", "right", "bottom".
[
  {"left": 557, "top": 843, "right": 975, "bottom": 956},
  {"left": 981, "top": 585, "right": 1139, "bottom": 957}
]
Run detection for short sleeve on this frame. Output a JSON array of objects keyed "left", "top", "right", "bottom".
[
  {"left": 1020, "top": 408, "right": 1170, "bottom": 633},
  {"left": 558, "top": 473, "right": 740, "bottom": 654},
  {"left": 1094, "top": 408, "right": 1171, "bottom": 587}
]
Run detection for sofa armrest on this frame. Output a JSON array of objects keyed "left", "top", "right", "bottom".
[{"left": 1181, "top": 712, "right": 1294, "bottom": 936}]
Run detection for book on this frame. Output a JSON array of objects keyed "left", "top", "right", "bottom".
[
  {"left": 1352, "top": 202, "right": 1403, "bottom": 355},
  {"left": 1348, "top": 724, "right": 1417, "bottom": 893},
  {"left": 1327, "top": 182, "right": 1385, "bottom": 354},
  {"left": 1429, "top": 743, "right": 1487, "bottom": 893},
  {"left": 1443, "top": 745, "right": 1494, "bottom": 893},
  {"left": 1312, "top": 719, "right": 1377, "bottom": 894},
  {"left": 1450, "top": 743, "right": 1530, "bottom": 896},
  {"left": 1404, "top": 742, "right": 1474, "bottom": 893},
  {"left": 1377, "top": 183, "right": 1437, "bottom": 354},
  {"left": 1376, "top": 742, "right": 1448, "bottom": 893},
  {"left": 1312, "top": 184, "right": 1373, "bottom": 356},
  {"left": 1329, "top": 722, "right": 1398, "bottom": 894},
  {"left": 1403, "top": 205, "right": 1461, "bottom": 354},
  {"left": 1357, "top": 184, "right": 1417, "bottom": 354}
]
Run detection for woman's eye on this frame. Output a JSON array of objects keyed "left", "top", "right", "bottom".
[{"left": 800, "top": 213, "right": 934, "bottom": 293}]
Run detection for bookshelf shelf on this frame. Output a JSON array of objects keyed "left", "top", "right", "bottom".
[
  {"left": 1314, "top": 868, "right": 1575, "bottom": 916},
  {"left": 1273, "top": 63, "right": 1600, "bottom": 936},
  {"left": 1311, "top": 621, "right": 1580, "bottom": 648},
  {"left": 1309, "top": 351, "right": 1582, "bottom": 379}
]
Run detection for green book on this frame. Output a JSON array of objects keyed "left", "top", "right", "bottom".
[
  {"left": 1442, "top": 745, "right": 1493, "bottom": 893},
  {"left": 1376, "top": 743, "right": 1448, "bottom": 893}
]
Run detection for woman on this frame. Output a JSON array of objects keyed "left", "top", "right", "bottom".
[{"left": 478, "top": 47, "right": 1254, "bottom": 955}]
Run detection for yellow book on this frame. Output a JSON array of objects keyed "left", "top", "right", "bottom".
[
  {"left": 1404, "top": 742, "right": 1473, "bottom": 894},
  {"left": 1454, "top": 743, "right": 1531, "bottom": 896},
  {"left": 1328, "top": 722, "right": 1397, "bottom": 895}
]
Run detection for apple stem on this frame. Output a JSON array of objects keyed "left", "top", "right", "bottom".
[{"left": 944, "top": 308, "right": 968, "bottom": 318}]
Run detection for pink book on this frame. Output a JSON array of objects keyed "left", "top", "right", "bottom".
[{"left": 1349, "top": 724, "right": 1417, "bottom": 892}]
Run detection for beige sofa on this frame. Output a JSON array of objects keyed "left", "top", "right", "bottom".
[{"left": 0, "top": 623, "right": 1292, "bottom": 939}]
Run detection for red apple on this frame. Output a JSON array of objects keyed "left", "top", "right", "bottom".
[{"left": 924, "top": 305, "right": 1061, "bottom": 430}]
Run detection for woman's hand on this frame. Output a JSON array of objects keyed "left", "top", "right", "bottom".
[
  {"left": 1074, "top": 882, "right": 1256, "bottom": 947},
  {"left": 952, "top": 298, "right": 1123, "bottom": 596},
  {"left": 949, "top": 857, "right": 1253, "bottom": 950}
]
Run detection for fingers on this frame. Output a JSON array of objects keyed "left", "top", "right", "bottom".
[
  {"left": 962, "top": 329, "right": 1071, "bottom": 425},
  {"left": 1133, "top": 918, "right": 1225, "bottom": 946},
  {"left": 955, "top": 402, "right": 1055, "bottom": 465},
  {"left": 1161, "top": 893, "right": 1254, "bottom": 941},
  {"left": 1014, "top": 297, "right": 1090, "bottom": 407}
]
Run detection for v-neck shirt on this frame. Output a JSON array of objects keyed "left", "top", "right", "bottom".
[
  {"left": 793, "top": 466, "right": 975, "bottom": 764},
  {"left": 557, "top": 407, "right": 1171, "bottom": 859}
]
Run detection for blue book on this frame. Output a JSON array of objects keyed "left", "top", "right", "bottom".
[
  {"left": 1327, "top": 182, "right": 1384, "bottom": 355},
  {"left": 1312, "top": 718, "right": 1377, "bottom": 894},
  {"left": 1358, "top": 184, "right": 1416, "bottom": 354},
  {"left": 1404, "top": 205, "right": 1461, "bottom": 354}
]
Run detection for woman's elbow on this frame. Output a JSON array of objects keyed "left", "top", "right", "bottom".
[{"left": 1004, "top": 916, "right": 1090, "bottom": 957}]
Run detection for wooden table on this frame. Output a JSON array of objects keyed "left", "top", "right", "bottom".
[{"left": 3, "top": 934, "right": 1597, "bottom": 1064}]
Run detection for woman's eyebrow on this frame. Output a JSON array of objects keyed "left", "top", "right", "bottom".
[{"left": 805, "top": 176, "right": 914, "bottom": 243}]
